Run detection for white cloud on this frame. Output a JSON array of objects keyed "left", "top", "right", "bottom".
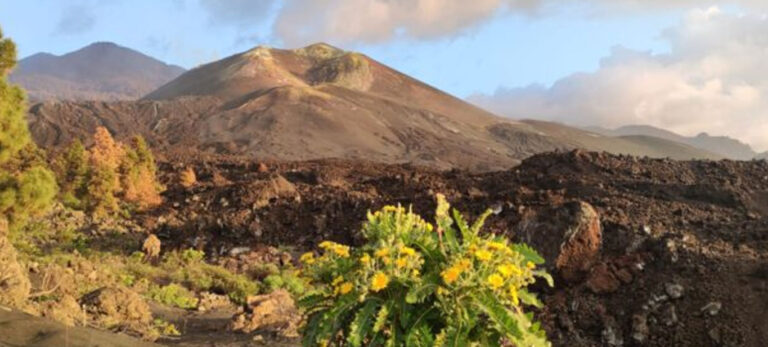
[
  {"left": 470, "top": 7, "right": 768, "bottom": 151},
  {"left": 199, "top": 0, "right": 768, "bottom": 46}
]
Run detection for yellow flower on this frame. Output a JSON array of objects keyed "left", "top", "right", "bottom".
[
  {"left": 374, "top": 248, "right": 390, "bottom": 258},
  {"left": 332, "top": 245, "right": 350, "bottom": 258},
  {"left": 411, "top": 269, "right": 420, "bottom": 277},
  {"left": 487, "top": 274, "right": 504, "bottom": 289},
  {"left": 508, "top": 286, "right": 519, "bottom": 305},
  {"left": 426, "top": 224, "right": 434, "bottom": 232},
  {"left": 474, "top": 249, "right": 493, "bottom": 262},
  {"left": 437, "top": 287, "right": 448, "bottom": 296},
  {"left": 371, "top": 272, "right": 389, "bottom": 292},
  {"left": 360, "top": 253, "right": 371, "bottom": 265},
  {"left": 457, "top": 258, "right": 472, "bottom": 271},
  {"left": 396, "top": 257, "right": 408, "bottom": 269},
  {"left": 338, "top": 282, "right": 354, "bottom": 295},
  {"left": 526, "top": 261, "right": 535, "bottom": 270},
  {"left": 382, "top": 256, "right": 392, "bottom": 265},
  {"left": 318, "top": 241, "right": 334, "bottom": 249},
  {"left": 441, "top": 266, "right": 462, "bottom": 284},
  {"left": 401, "top": 246, "right": 416, "bottom": 256},
  {"left": 497, "top": 264, "right": 521, "bottom": 278},
  {"left": 299, "top": 252, "right": 315, "bottom": 264},
  {"left": 488, "top": 241, "right": 506, "bottom": 251},
  {"left": 332, "top": 276, "right": 344, "bottom": 286}
]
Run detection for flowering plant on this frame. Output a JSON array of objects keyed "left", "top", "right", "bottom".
[{"left": 299, "top": 194, "right": 552, "bottom": 346}]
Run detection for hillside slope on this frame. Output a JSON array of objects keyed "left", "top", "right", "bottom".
[
  {"left": 10, "top": 42, "right": 184, "bottom": 101},
  {"left": 27, "top": 43, "right": 721, "bottom": 170},
  {"left": 587, "top": 125, "right": 754, "bottom": 160}
]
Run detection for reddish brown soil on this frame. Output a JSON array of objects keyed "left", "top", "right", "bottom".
[{"left": 144, "top": 150, "right": 768, "bottom": 346}]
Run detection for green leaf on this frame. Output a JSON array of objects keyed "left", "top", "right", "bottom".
[
  {"left": 373, "top": 303, "right": 390, "bottom": 333},
  {"left": 435, "top": 325, "right": 469, "bottom": 347},
  {"left": 406, "top": 273, "right": 439, "bottom": 304},
  {"left": 405, "top": 322, "right": 435, "bottom": 347},
  {"left": 470, "top": 291, "right": 523, "bottom": 338},
  {"left": 470, "top": 209, "right": 493, "bottom": 237},
  {"left": 347, "top": 300, "right": 380, "bottom": 347},
  {"left": 518, "top": 288, "right": 543, "bottom": 308},
  {"left": 452, "top": 209, "right": 470, "bottom": 242},
  {"left": 511, "top": 243, "right": 546, "bottom": 264},
  {"left": 533, "top": 270, "right": 554, "bottom": 287}
]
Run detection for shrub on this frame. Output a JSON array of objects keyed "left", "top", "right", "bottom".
[
  {"left": 299, "top": 195, "right": 553, "bottom": 346},
  {"left": 120, "top": 136, "right": 163, "bottom": 210},
  {"left": 179, "top": 167, "right": 196, "bottom": 188},
  {"left": 148, "top": 283, "right": 199, "bottom": 309}
]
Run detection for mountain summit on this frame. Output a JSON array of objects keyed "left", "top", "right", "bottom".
[
  {"left": 28, "top": 43, "right": 721, "bottom": 171},
  {"left": 10, "top": 42, "right": 184, "bottom": 101}
]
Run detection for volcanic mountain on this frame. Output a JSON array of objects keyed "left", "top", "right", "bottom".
[
  {"left": 10, "top": 42, "right": 184, "bottom": 101},
  {"left": 27, "top": 43, "right": 720, "bottom": 171},
  {"left": 586, "top": 124, "right": 757, "bottom": 160}
]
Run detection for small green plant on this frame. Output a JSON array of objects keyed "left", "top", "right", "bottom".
[
  {"left": 264, "top": 269, "right": 307, "bottom": 297},
  {"left": 148, "top": 283, "right": 199, "bottom": 309},
  {"left": 299, "top": 194, "right": 553, "bottom": 346}
]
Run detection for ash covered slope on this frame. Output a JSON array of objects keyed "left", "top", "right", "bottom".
[
  {"left": 29, "top": 43, "right": 720, "bottom": 170},
  {"left": 10, "top": 42, "right": 184, "bottom": 101}
]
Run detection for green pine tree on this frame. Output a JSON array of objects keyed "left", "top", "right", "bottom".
[
  {"left": 54, "top": 139, "right": 89, "bottom": 209},
  {"left": 0, "top": 27, "right": 56, "bottom": 227}
]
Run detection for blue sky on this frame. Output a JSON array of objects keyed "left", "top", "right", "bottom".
[{"left": 0, "top": 0, "right": 678, "bottom": 97}]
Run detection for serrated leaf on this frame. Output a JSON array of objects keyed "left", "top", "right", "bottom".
[
  {"left": 373, "top": 304, "right": 389, "bottom": 333},
  {"left": 470, "top": 291, "right": 523, "bottom": 338},
  {"left": 470, "top": 209, "right": 493, "bottom": 237},
  {"left": 347, "top": 300, "right": 380, "bottom": 347},
  {"left": 518, "top": 288, "right": 543, "bottom": 308},
  {"left": 511, "top": 243, "right": 546, "bottom": 264}
]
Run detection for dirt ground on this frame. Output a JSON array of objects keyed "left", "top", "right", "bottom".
[{"left": 145, "top": 149, "right": 768, "bottom": 346}]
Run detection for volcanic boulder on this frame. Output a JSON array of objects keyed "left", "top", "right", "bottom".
[
  {"left": 0, "top": 218, "right": 31, "bottom": 308},
  {"left": 231, "top": 289, "right": 300, "bottom": 337},
  {"left": 518, "top": 201, "right": 602, "bottom": 283}
]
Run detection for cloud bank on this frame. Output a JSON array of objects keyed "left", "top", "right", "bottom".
[
  {"left": 199, "top": 0, "right": 768, "bottom": 46},
  {"left": 470, "top": 7, "right": 768, "bottom": 151}
]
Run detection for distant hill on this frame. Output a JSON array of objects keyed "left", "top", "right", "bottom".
[
  {"left": 27, "top": 43, "right": 722, "bottom": 171},
  {"left": 586, "top": 125, "right": 755, "bottom": 160},
  {"left": 10, "top": 42, "right": 184, "bottom": 101}
]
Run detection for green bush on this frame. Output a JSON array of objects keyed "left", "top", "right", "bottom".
[
  {"left": 148, "top": 283, "right": 199, "bottom": 309},
  {"left": 299, "top": 195, "right": 553, "bottom": 346},
  {"left": 264, "top": 270, "right": 307, "bottom": 297}
]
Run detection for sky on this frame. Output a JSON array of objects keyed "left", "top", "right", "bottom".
[{"left": 1, "top": 0, "right": 767, "bottom": 151}]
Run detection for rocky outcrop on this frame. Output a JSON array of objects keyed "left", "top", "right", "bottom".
[
  {"left": 230, "top": 289, "right": 300, "bottom": 338},
  {"left": 518, "top": 201, "right": 602, "bottom": 283},
  {"left": 0, "top": 218, "right": 31, "bottom": 308}
]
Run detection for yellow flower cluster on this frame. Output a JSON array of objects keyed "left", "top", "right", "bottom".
[{"left": 319, "top": 241, "right": 350, "bottom": 258}]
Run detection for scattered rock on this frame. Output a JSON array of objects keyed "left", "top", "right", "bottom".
[
  {"left": 197, "top": 292, "right": 234, "bottom": 312},
  {"left": 661, "top": 305, "right": 678, "bottom": 327},
  {"left": 631, "top": 313, "right": 649, "bottom": 344},
  {"left": 665, "top": 283, "right": 684, "bottom": 299},
  {"left": 245, "top": 174, "right": 299, "bottom": 209},
  {"left": 80, "top": 287, "right": 153, "bottom": 337},
  {"left": 701, "top": 301, "right": 722, "bottom": 316},
  {"left": 230, "top": 289, "right": 300, "bottom": 338},
  {"left": 586, "top": 263, "right": 621, "bottom": 294},
  {"left": 257, "top": 162, "right": 269, "bottom": 173}
]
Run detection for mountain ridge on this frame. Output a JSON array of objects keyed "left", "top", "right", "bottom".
[
  {"left": 10, "top": 42, "right": 185, "bottom": 101},
  {"left": 27, "top": 43, "right": 722, "bottom": 171}
]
